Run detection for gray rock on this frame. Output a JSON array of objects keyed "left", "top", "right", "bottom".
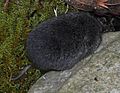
[
  {"left": 28, "top": 71, "right": 72, "bottom": 93},
  {"left": 28, "top": 32, "right": 120, "bottom": 93}
]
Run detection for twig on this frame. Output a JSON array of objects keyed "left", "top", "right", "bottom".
[{"left": 3, "top": 0, "right": 11, "bottom": 12}]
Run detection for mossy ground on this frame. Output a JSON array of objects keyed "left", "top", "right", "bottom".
[{"left": 0, "top": 0, "right": 71, "bottom": 92}]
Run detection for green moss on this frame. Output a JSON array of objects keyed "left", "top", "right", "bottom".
[{"left": 0, "top": 0, "right": 70, "bottom": 92}]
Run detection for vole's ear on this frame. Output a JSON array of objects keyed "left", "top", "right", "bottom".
[{"left": 112, "top": 17, "right": 120, "bottom": 31}]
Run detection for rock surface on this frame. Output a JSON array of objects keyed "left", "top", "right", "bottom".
[{"left": 28, "top": 32, "right": 120, "bottom": 93}]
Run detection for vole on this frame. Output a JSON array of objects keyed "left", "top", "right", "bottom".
[
  {"left": 11, "top": 12, "right": 120, "bottom": 80},
  {"left": 26, "top": 12, "right": 102, "bottom": 71}
]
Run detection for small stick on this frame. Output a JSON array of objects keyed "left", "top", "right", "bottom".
[
  {"left": 3, "top": 0, "right": 10, "bottom": 12},
  {"left": 106, "top": 3, "right": 120, "bottom": 6}
]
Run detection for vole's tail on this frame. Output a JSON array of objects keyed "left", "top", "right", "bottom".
[{"left": 10, "top": 64, "right": 31, "bottom": 81}]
